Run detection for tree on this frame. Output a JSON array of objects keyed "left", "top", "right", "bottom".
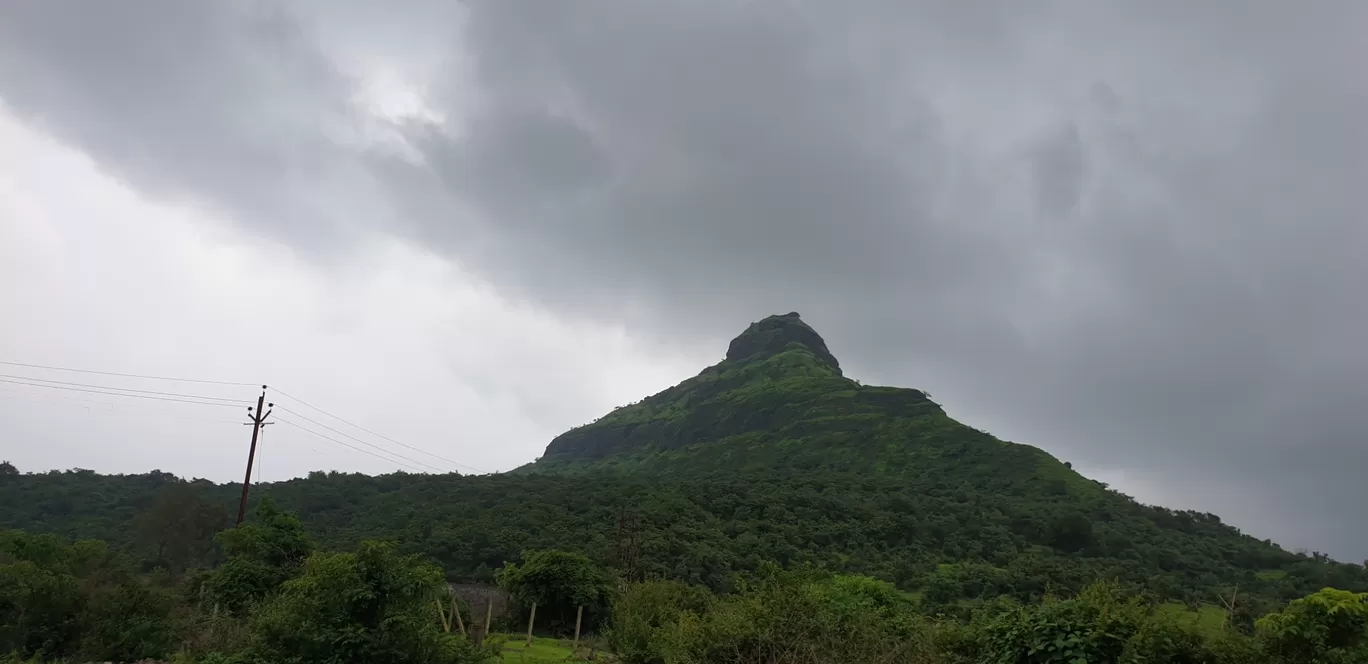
[
  {"left": 205, "top": 498, "right": 313, "bottom": 612},
  {"left": 249, "top": 540, "right": 492, "bottom": 664},
  {"left": 0, "top": 461, "right": 17, "bottom": 479},
  {"left": 135, "top": 483, "right": 228, "bottom": 576},
  {"left": 0, "top": 530, "right": 175, "bottom": 662},
  {"left": 0, "top": 544, "right": 84, "bottom": 657},
  {"left": 1256, "top": 587, "right": 1368, "bottom": 663},
  {"left": 496, "top": 549, "right": 614, "bottom": 634},
  {"left": 1048, "top": 512, "right": 1094, "bottom": 553},
  {"left": 77, "top": 578, "right": 177, "bottom": 662}
]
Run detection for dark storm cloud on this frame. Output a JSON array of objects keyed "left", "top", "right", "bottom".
[
  {"left": 2, "top": 0, "right": 1366, "bottom": 559},
  {"left": 0, "top": 0, "right": 376, "bottom": 248}
]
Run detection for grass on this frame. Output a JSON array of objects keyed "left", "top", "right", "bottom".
[
  {"left": 1156, "top": 602, "right": 1229, "bottom": 637},
  {"left": 495, "top": 633, "right": 594, "bottom": 662}
]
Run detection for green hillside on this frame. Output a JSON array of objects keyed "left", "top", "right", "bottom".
[
  {"left": 533, "top": 312, "right": 1086, "bottom": 496},
  {"left": 2, "top": 313, "right": 1366, "bottom": 618}
]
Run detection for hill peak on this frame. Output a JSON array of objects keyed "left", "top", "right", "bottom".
[{"left": 725, "top": 312, "right": 842, "bottom": 375}]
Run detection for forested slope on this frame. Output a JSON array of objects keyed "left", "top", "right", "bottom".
[{"left": 3, "top": 313, "right": 1365, "bottom": 618}]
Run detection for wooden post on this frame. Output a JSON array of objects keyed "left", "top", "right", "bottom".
[
  {"left": 1217, "top": 586, "right": 1239, "bottom": 632},
  {"left": 573, "top": 605, "right": 583, "bottom": 651},
  {"left": 472, "top": 612, "right": 485, "bottom": 648},
  {"left": 526, "top": 601, "right": 537, "bottom": 646},
  {"left": 452, "top": 594, "right": 466, "bottom": 635},
  {"left": 435, "top": 599, "right": 450, "bottom": 632},
  {"left": 485, "top": 600, "right": 494, "bottom": 637}
]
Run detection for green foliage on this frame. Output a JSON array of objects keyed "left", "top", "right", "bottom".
[
  {"left": 135, "top": 482, "right": 229, "bottom": 576},
  {"left": 0, "top": 520, "right": 1364, "bottom": 664},
  {"left": 1256, "top": 588, "right": 1368, "bottom": 663},
  {"left": 602, "top": 574, "right": 1321, "bottom": 664},
  {"left": 0, "top": 529, "right": 175, "bottom": 661},
  {"left": 205, "top": 498, "right": 313, "bottom": 613},
  {"left": 607, "top": 580, "right": 714, "bottom": 664},
  {"left": 78, "top": 578, "right": 178, "bottom": 662},
  {"left": 3, "top": 314, "right": 1368, "bottom": 664},
  {"left": 978, "top": 581, "right": 1247, "bottom": 664},
  {"left": 496, "top": 549, "right": 613, "bottom": 634},
  {"left": 615, "top": 568, "right": 943, "bottom": 664},
  {"left": 5, "top": 317, "right": 1368, "bottom": 614},
  {"left": 214, "top": 498, "right": 313, "bottom": 567},
  {"left": 1047, "top": 512, "right": 1094, "bottom": 553},
  {"left": 247, "top": 540, "right": 494, "bottom": 664},
  {"left": 4, "top": 464, "right": 1365, "bottom": 616}
]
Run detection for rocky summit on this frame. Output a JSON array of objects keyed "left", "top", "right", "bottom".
[{"left": 724, "top": 312, "right": 842, "bottom": 374}]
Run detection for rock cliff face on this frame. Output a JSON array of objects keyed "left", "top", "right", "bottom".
[{"left": 724, "top": 312, "right": 841, "bottom": 375}]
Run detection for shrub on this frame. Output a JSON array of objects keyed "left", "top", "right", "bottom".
[
  {"left": 1256, "top": 587, "right": 1368, "bottom": 663},
  {"left": 248, "top": 541, "right": 495, "bottom": 664},
  {"left": 608, "top": 580, "right": 714, "bottom": 664},
  {"left": 619, "top": 569, "right": 940, "bottom": 664},
  {"left": 979, "top": 581, "right": 1243, "bottom": 664}
]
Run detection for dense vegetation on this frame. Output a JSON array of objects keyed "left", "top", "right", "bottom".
[
  {"left": 5, "top": 465, "right": 1366, "bottom": 620},
  {"left": 5, "top": 315, "right": 1365, "bottom": 615},
  {"left": 4, "top": 513, "right": 1366, "bottom": 663},
  {"left": 0, "top": 502, "right": 498, "bottom": 664},
  {"left": 3, "top": 313, "right": 1368, "bottom": 661}
]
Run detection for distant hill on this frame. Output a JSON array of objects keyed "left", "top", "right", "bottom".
[{"left": 3, "top": 313, "right": 1366, "bottom": 614}]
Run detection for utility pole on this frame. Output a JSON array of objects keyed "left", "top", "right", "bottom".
[{"left": 236, "top": 386, "right": 273, "bottom": 525}]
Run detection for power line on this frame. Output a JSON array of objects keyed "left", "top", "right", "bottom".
[
  {"left": 272, "top": 388, "right": 486, "bottom": 474},
  {"left": 0, "top": 373, "right": 248, "bottom": 403},
  {"left": 275, "top": 418, "right": 430, "bottom": 474},
  {"left": 1, "top": 360, "right": 488, "bottom": 475},
  {"left": 274, "top": 405, "right": 449, "bottom": 474},
  {"left": 0, "top": 359, "right": 254, "bottom": 386},
  {"left": 0, "top": 386, "right": 242, "bottom": 421},
  {"left": 0, "top": 377, "right": 246, "bottom": 408}
]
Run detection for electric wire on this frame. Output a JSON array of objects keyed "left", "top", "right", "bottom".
[
  {"left": 273, "top": 405, "right": 449, "bottom": 474},
  {"left": 272, "top": 388, "right": 486, "bottom": 473},
  {"left": 0, "top": 359, "right": 255, "bottom": 386},
  {"left": 275, "top": 418, "right": 429, "bottom": 474},
  {"left": 0, "top": 359, "right": 486, "bottom": 475},
  {"left": 0, "top": 373, "right": 249, "bottom": 403},
  {"left": 0, "top": 377, "right": 248, "bottom": 408}
]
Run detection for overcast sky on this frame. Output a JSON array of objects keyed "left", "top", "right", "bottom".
[{"left": 1, "top": 0, "right": 1365, "bottom": 561}]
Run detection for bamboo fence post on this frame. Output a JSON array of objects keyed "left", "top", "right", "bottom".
[
  {"left": 452, "top": 594, "right": 466, "bottom": 635},
  {"left": 573, "top": 605, "right": 583, "bottom": 652}
]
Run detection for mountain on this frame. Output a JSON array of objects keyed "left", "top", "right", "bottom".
[
  {"left": 3, "top": 313, "right": 1366, "bottom": 614},
  {"left": 531, "top": 312, "right": 1085, "bottom": 498}
]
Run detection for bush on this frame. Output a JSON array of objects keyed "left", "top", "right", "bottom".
[
  {"left": 608, "top": 580, "right": 714, "bottom": 664},
  {"left": 618, "top": 568, "right": 941, "bottom": 664},
  {"left": 979, "top": 581, "right": 1253, "bottom": 664},
  {"left": 1256, "top": 587, "right": 1368, "bottom": 663},
  {"left": 247, "top": 541, "right": 494, "bottom": 664},
  {"left": 77, "top": 579, "right": 177, "bottom": 662}
]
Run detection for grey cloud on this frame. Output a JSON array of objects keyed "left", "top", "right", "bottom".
[
  {"left": 0, "top": 0, "right": 372, "bottom": 248},
  {"left": 1029, "top": 124, "right": 1085, "bottom": 218},
  {"left": 2, "top": 0, "right": 1367, "bottom": 559}
]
